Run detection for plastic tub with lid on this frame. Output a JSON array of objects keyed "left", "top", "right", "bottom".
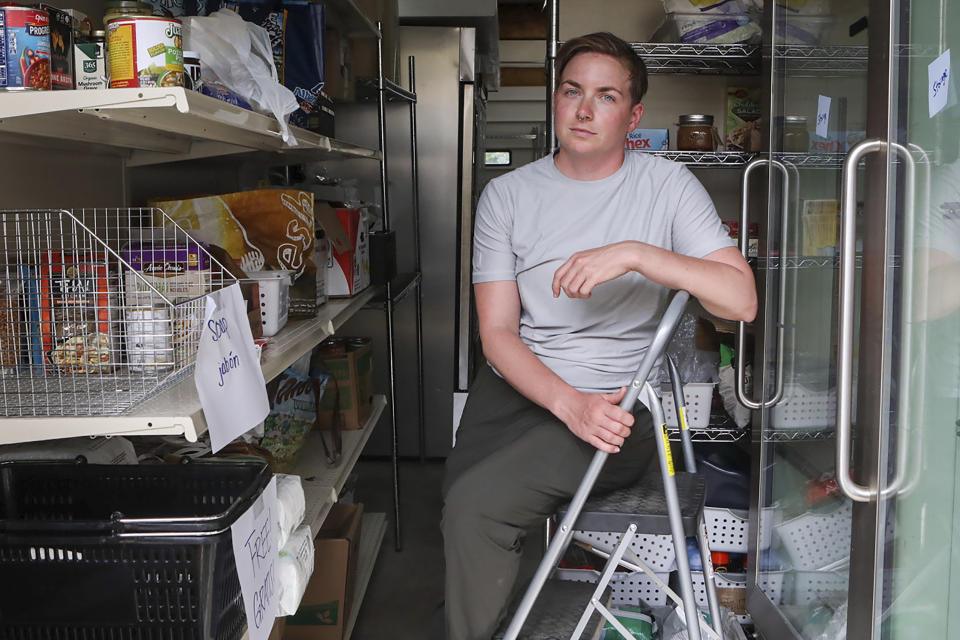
[{"left": 244, "top": 270, "right": 293, "bottom": 337}]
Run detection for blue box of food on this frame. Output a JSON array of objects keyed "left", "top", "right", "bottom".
[{"left": 626, "top": 128, "right": 670, "bottom": 151}]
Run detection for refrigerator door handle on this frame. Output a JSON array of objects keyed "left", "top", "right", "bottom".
[
  {"left": 879, "top": 142, "right": 920, "bottom": 500},
  {"left": 837, "top": 138, "right": 886, "bottom": 503},
  {"left": 736, "top": 157, "right": 790, "bottom": 410}
]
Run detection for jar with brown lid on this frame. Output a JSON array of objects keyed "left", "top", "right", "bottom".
[
  {"left": 677, "top": 114, "right": 719, "bottom": 152},
  {"left": 782, "top": 115, "right": 810, "bottom": 152},
  {"left": 103, "top": 0, "right": 152, "bottom": 26}
]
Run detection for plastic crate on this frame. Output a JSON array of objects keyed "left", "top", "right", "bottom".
[
  {"left": 573, "top": 530, "right": 677, "bottom": 572},
  {"left": 688, "top": 570, "right": 786, "bottom": 624},
  {"left": 556, "top": 568, "right": 672, "bottom": 608},
  {"left": 775, "top": 501, "right": 851, "bottom": 570},
  {"left": 703, "top": 506, "right": 777, "bottom": 553},
  {"left": 661, "top": 382, "right": 714, "bottom": 429},
  {"left": 0, "top": 459, "right": 272, "bottom": 639},
  {"left": 786, "top": 570, "right": 848, "bottom": 606},
  {"left": 769, "top": 383, "right": 837, "bottom": 430}
]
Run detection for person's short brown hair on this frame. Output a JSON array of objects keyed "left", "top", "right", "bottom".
[{"left": 555, "top": 32, "right": 648, "bottom": 105}]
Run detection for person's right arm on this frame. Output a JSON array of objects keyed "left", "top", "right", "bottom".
[{"left": 475, "top": 279, "right": 635, "bottom": 454}]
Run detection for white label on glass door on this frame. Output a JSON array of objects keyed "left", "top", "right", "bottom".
[
  {"left": 816, "top": 95, "right": 831, "bottom": 138},
  {"left": 231, "top": 475, "right": 279, "bottom": 640},
  {"left": 929, "top": 49, "right": 951, "bottom": 117},
  {"left": 195, "top": 283, "right": 270, "bottom": 452}
]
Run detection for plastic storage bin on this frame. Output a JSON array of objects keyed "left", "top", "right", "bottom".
[
  {"left": 556, "top": 567, "right": 672, "bottom": 608},
  {"left": 0, "top": 459, "right": 272, "bottom": 637},
  {"left": 661, "top": 382, "right": 715, "bottom": 429},
  {"left": 245, "top": 269, "right": 293, "bottom": 337},
  {"left": 573, "top": 530, "right": 678, "bottom": 572},
  {"left": 687, "top": 571, "right": 787, "bottom": 624},
  {"left": 775, "top": 500, "right": 852, "bottom": 570},
  {"left": 703, "top": 505, "right": 777, "bottom": 553}
]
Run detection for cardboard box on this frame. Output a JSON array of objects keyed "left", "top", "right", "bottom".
[
  {"left": 286, "top": 503, "right": 364, "bottom": 640},
  {"left": 626, "top": 128, "right": 669, "bottom": 151},
  {"left": 315, "top": 202, "right": 369, "bottom": 297},
  {"left": 152, "top": 189, "right": 318, "bottom": 317},
  {"left": 315, "top": 339, "right": 373, "bottom": 430}
]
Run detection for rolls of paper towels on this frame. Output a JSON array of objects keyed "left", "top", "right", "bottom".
[
  {"left": 277, "top": 524, "right": 315, "bottom": 616},
  {"left": 276, "top": 473, "right": 306, "bottom": 548}
]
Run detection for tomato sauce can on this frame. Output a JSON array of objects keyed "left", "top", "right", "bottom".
[
  {"left": 106, "top": 16, "right": 183, "bottom": 89},
  {"left": 0, "top": 5, "right": 51, "bottom": 90}
]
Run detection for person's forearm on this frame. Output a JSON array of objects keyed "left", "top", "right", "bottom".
[
  {"left": 630, "top": 242, "right": 756, "bottom": 321},
  {"left": 480, "top": 326, "right": 580, "bottom": 421}
]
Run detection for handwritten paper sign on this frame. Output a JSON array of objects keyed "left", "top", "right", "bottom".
[
  {"left": 929, "top": 49, "right": 951, "bottom": 117},
  {"left": 195, "top": 283, "right": 269, "bottom": 452},
  {"left": 231, "top": 475, "right": 279, "bottom": 640},
  {"left": 816, "top": 95, "right": 831, "bottom": 139}
]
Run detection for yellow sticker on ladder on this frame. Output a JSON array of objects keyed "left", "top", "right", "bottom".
[
  {"left": 678, "top": 406, "right": 688, "bottom": 431},
  {"left": 661, "top": 423, "right": 675, "bottom": 476}
]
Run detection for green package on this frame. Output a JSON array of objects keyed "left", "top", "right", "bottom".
[{"left": 598, "top": 606, "right": 654, "bottom": 640}]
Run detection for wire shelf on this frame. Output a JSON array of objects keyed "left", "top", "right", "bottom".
[
  {"left": 779, "top": 152, "right": 846, "bottom": 168},
  {"left": 630, "top": 42, "right": 761, "bottom": 75},
  {"left": 777, "top": 45, "right": 868, "bottom": 76},
  {"left": 0, "top": 208, "right": 236, "bottom": 417},
  {"left": 639, "top": 150, "right": 756, "bottom": 166},
  {"left": 668, "top": 412, "right": 749, "bottom": 443},
  {"left": 757, "top": 255, "right": 900, "bottom": 270},
  {"left": 762, "top": 428, "right": 835, "bottom": 442}
]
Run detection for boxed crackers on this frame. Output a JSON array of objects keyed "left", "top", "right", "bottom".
[{"left": 152, "top": 189, "right": 318, "bottom": 317}]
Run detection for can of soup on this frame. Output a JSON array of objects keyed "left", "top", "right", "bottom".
[
  {"left": 106, "top": 15, "right": 183, "bottom": 88},
  {"left": 125, "top": 306, "right": 173, "bottom": 372},
  {"left": 0, "top": 5, "right": 52, "bottom": 90}
]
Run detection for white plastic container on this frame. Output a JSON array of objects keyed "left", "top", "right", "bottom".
[
  {"left": 244, "top": 270, "right": 293, "bottom": 337},
  {"left": 660, "top": 382, "right": 715, "bottom": 429}
]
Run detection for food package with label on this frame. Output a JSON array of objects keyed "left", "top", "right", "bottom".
[
  {"left": 261, "top": 353, "right": 329, "bottom": 472},
  {"left": 315, "top": 202, "right": 370, "bottom": 297},
  {"left": 0, "top": 277, "right": 22, "bottom": 373},
  {"left": 152, "top": 189, "right": 317, "bottom": 317},
  {"left": 726, "top": 86, "right": 762, "bottom": 151},
  {"left": 661, "top": 0, "right": 762, "bottom": 45},
  {"left": 625, "top": 128, "right": 669, "bottom": 151},
  {"left": 37, "top": 252, "right": 118, "bottom": 374}
]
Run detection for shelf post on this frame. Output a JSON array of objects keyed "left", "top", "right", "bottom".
[
  {"left": 546, "top": 0, "right": 558, "bottom": 156},
  {"left": 408, "top": 55, "right": 426, "bottom": 464}
]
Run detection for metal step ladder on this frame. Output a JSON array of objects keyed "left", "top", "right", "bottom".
[{"left": 500, "top": 290, "right": 725, "bottom": 640}]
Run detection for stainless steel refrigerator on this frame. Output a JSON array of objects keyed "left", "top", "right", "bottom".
[
  {"left": 743, "top": 2, "right": 960, "bottom": 639},
  {"left": 360, "top": 25, "right": 484, "bottom": 459}
]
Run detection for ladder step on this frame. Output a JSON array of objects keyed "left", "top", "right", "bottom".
[
  {"left": 559, "top": 470, "right": 705, "bottom": 536},
  {"left": 494, "top": 578, "right": 610, "bottom": 639}
]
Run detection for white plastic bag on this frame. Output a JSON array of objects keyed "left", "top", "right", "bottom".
[{"left": 183, "top": 10, "right": 298, "bottom": 145}]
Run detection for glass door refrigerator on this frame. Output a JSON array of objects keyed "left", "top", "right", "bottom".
[{"left": 744, "top": 1, "right": 960, "bottom": 639}]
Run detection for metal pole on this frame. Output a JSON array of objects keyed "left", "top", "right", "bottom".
[
  {"left": 644, "top": 382, "right": 701, "bottom": 640},
  {"left": 666, "top": 355, "right": 697, "bottom": 474},
  {"left": 408, "top": 55, "right": 426, "bottom": 464},
  {"left": 546, "top": 0, "right": 558, "bottom": 155},
  {"left": 376, "top": 20, "right": 402, "bottom": 550}
]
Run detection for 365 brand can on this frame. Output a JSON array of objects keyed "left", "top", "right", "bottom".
[
  {"left": 106, "top": 15, "right": 183, "bottom": 88},
  {"left": 0, "top": 6, "right": 51, "bottom": 90}
]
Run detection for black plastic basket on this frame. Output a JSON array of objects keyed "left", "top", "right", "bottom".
[{"left": 0, "top": 459, "right": 272, "bottom": 640}]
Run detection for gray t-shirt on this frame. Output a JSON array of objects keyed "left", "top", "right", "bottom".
[{"left": 473, "top": 151, "right": 733, "bottom": 393}]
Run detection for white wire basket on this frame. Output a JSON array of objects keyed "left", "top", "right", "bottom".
[
  {"left": 660, "top": 382, "right": 714, "bottom": 429},
  {"left": 774, "top": 500, "right": 852, "bottom": 571},
  {"left": 555, "top": 567, "right": 671, "bottom": 608},
  {"left": 0, "top": 208, "right": 236, "bottom": 417}
]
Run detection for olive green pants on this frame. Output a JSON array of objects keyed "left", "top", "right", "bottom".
[{"left": 442, "top": 366, "right": 656, "bottom": 640}]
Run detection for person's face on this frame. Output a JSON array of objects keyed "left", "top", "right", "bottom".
[{"left": 554, "top": 52, "right": 643, "bottom": 161}]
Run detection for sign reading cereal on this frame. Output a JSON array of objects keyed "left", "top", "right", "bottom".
[
  {"left": 0, "top": 6, "right": 51, "bottom": 90},
  {"left": 107, "top": 16, "right": 183, "bottom": 88}
]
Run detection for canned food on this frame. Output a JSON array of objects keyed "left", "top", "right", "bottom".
[
  {"left": 0, "top": 6, "right": 51, "bottom": 90},
  {"left": 106, "top": 15, "right": 183, "bottom": 88}
]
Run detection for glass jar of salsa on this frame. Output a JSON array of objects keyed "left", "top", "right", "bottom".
[{"left": 677, "top": 114, "right": 719, "bottom": 152}]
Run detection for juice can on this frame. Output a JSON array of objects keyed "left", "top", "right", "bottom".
[{"left": 106, "top": 15, "right": 183, "bottom": 88}]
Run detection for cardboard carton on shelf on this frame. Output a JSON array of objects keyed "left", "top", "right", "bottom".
[
  {"left": 285, "top": 503, "right": 365, "bottom": 640},
  {"left": 315, "top": 202, "right": 370, "bottom": 298},
  {"left": 314, "top": 338, "right": 373, "bottom": 431}
]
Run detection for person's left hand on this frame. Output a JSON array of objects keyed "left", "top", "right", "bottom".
[{"left": 552, "top": 241, "right": 640, "bottom": 298}]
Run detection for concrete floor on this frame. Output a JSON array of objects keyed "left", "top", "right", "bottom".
[{"left": 351, "top": 458, "right": 446, "bottom": 639}]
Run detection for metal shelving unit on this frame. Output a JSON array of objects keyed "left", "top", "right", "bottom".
[
  {"left": 344, "top": 513, "right": 388, "bottom": 640},
  {"left": 669, "top": 413, "right": 749, "bottom": 443},
  {"left": 642, "top": 150, "right": 756, "bottom": 167},
  {"left": 631, "top": 42, "right": 761, "bottom": 75},
  {"left": 0, "top": 88, "right": 380, "bottom": 166}
]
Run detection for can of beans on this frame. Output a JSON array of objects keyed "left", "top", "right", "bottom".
[
  {"left": 0, "top": 5, "right": 52, "bottom": 90},
  {"left": 106, "top": 15, "right": 183, "bottom": 89}
]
